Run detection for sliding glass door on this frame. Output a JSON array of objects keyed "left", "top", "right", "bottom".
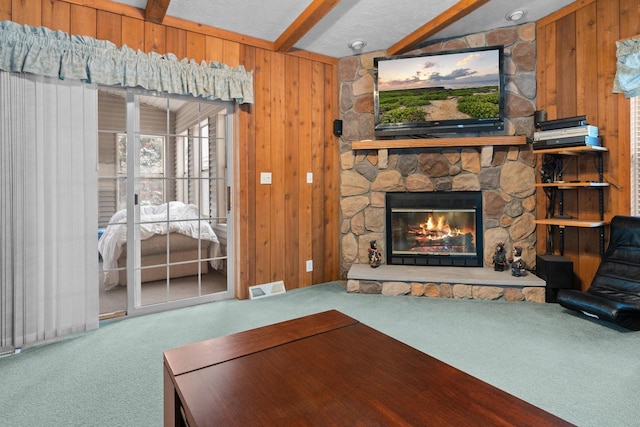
[{"left": 97, "top": 88, "right": 233, "bottom": 317}]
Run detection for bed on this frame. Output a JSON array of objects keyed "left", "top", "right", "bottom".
[{"left": 98, "top": 201, "right": 222, "bottom": 290}]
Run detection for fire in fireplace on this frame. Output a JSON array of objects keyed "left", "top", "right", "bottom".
[{"left": 385, "top": 192, "right": 483, "bottom": 267}]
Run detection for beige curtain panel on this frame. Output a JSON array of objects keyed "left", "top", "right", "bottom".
[{"left": 0, "top": 20, "right": 254, "bottom": 104}]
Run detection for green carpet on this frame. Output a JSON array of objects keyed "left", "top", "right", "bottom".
[{"left": 1, "top": 281, "right": 638, "bottom": 426}]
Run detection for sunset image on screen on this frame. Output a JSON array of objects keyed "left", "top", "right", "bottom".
[{"left": 376, "top": 49, "right": 501, "bottom": 124}]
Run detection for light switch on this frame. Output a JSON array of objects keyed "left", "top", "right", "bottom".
[{"left": 260, "top": 172, "right": 272, "bottom": 184}]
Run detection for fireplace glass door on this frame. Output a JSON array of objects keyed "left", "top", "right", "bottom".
[
  {"left": 386, "top": 192, "right": 483, "bottom": 266},
  {"left": 391, "top": 209, "right": 477, "bottom": 255}
]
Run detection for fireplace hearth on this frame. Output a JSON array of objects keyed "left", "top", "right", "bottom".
[{"left": 385, "top": 192, "right": 483, "bottom": 267}]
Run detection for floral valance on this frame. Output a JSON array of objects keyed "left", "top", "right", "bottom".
[
  {"left": 613, "top": 37, "right": 640, "bottom": 99},
  {"left": 0, "top": 20, "right": 253, "bottom": 104}
]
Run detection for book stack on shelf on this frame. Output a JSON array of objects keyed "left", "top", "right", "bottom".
[{"left": 533, "top": 115, "right": 601, "bottom": 150}]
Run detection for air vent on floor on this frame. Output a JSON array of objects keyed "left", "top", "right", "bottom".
[
  {"left": 249, "top": 281, "right": 286, "bottom": 300},
  {"left": 0, "top": 347, "right": 20, "bottom": 358}
]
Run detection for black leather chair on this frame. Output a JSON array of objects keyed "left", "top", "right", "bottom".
[{"left": 557, "top": 215, "right": 640, "bottom": 331}]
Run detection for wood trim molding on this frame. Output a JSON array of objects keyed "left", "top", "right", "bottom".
[
  {"left": 53, "top": 0, "right": 338, "bottom": 64},
  {"left": 537, "top": 0, "right": 597, "bottom": 27},
  {"left": 351, "top": 135, "right": 527, "bottom": 149},
  {"left": 160, "top": 15, "right": 274, "bottom": 51},
  {"left": 617, "top": 34, "right": 640, "bottom": 43},
  {"left": 286, "top": 49, "right": 339, "bottom": 66},
  {"left": 67, "top": 0, "right": 145, "bottom": 20},
  {"left": 387, "top": 0, "right": 490, "bottom": 55}
]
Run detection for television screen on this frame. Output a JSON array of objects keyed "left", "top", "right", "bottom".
[{"left": 374, "top": 45, "right": 505, "bottom": 137}]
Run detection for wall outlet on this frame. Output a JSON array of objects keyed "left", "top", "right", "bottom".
[
  {"left": 260, "top": 172, "right": 272, "bottom": 184},
  {"left": 306, "top": 259, "right": 313, "bottom": 272}
]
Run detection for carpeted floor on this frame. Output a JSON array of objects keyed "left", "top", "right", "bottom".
[{"left": 1, "top": 281, "right": 639, "bottom": 426}]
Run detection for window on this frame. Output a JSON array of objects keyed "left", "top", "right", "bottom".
[
  {"left": 116, "top": 133, "right": 166, "bottom": 207},
  {"left": 97, "top": 87, "right": 234, "bottom": 316},
  {"left": 174, "top": 116, "right": 225, "bottom": 219},
  {"left": 176, "top": 130, "right": 188, "bottom": 202},
  {"left": 199, "top": 119, "right": 210, "bottom": 218}
]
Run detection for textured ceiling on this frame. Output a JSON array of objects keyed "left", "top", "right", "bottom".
[{"left": 112, "top": 0, "right": 575, "bottom": 58}]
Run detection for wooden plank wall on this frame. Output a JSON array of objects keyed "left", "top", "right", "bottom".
[
  {"left": 536, "top": 0, "right": 639, "bottom": 290},
  {"left": 1, "top": 0, "right": 340, "bottom": 299}
]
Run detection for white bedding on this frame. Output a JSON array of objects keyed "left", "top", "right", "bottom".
[{"left": 98, "top": 201, "right": 221, "bottom": 290}]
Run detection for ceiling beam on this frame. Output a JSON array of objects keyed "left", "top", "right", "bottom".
[
  {"left": 145, "top": 0, "right": 171, "bottom": 24},
  {"left": 387, "top": 0, "right": 491, "bottom": 56},
  {"left": 274, "top": 0, "right": 341, "bottom": 52}
]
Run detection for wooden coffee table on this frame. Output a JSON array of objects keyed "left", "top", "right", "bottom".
[{"left": 164, "top": 310, "right": 572, "bottom": 426}]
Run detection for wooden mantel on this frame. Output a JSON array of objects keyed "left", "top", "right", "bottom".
[{"left": 352, "top": 135, "right": 527, "bottom": 149}]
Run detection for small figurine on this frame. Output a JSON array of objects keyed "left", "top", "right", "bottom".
[
  {"left": 510, "top": 246, "right": 526, "bottom": 277},
  {"left": 368, "top": 239, "right": 381, "bottom": 268},
  {"left": 492, "top": 242, "right": 508, "bottom": 271}
]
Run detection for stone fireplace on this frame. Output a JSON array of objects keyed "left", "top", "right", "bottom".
[
  {"left": 340, "top": 147, "right": 538, "bottom": 274},
  {"left": 337, "top": 23, "right": 547, "bottom": 302},
  {"left": 386, "top": 191, "right": 483, "bottom": 267},
  {"left": 338, "top": 23, "right": 540, "bottom": 281}
]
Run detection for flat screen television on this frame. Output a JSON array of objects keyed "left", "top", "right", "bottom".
[{"left": 374, "top": 45, "right": 505, "bottom": 138}]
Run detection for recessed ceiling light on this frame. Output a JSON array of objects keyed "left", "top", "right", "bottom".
[
  {"left": 506, "top": 9, "right": 526, "bottom": 21},
  {"left": 348, "top": 40, "right": 367, "bottom": 51}
]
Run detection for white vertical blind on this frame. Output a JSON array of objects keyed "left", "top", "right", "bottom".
[
  {"left": 632, "top": 97, "right": 640, "bottom": 216},
  {"left": 0, "top": 71, "right": 98, "bottom": 349}
]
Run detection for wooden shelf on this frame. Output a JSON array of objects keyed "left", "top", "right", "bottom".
[
  {"left": 534, "top": 182, "right": 609, "bottom": 189},
  {"left": 534, "top": 219, "right": 610, "bottom": 228},
  {"left": 533, "top": 141, "right": 609, "bottom": 256},
  {"left": 532, "top": 145, "right": 607, "bottom": 155},
  {"left": 352, "top": 135, "right": 527, "bottom": 149}
]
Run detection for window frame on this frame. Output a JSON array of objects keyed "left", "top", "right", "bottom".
[
  {"left": 631, "top": 97, "right": 640, "bottom": 216},
  {"left": 116, "top": 132, "right": 166, "bottom": 208}
]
